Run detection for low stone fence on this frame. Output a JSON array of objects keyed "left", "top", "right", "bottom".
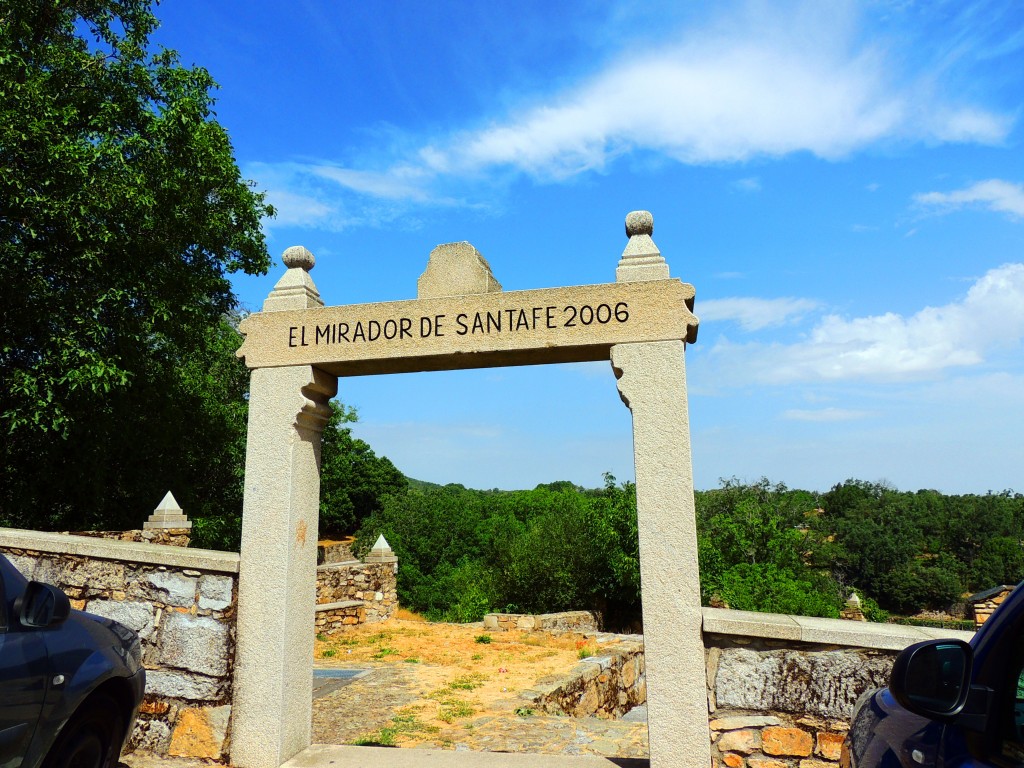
[
  {"left": 64, "top": 529, "right": 192, "bottom": 548},
  {"left": 0, "top": 528, "right": 238, "bottom": 760},
  {"left": 314, "top": 560, "right": 398, "bottom": 634},
  {"left": 483, "top": 610, "right": 598, "bottom": 633},
  {"left": 521, "top": 634, "right": 645, "bottom": 718},
  {"left": 702, "top": 607, "right": 975, "bottom": 767}
]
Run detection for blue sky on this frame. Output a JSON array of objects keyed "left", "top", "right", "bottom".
[{"left": 154, "top": 0, "right": 1024, "bottom": 494}]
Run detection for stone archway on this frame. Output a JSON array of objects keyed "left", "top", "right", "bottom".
[{"left": 230, "top": 212, "right": 708, "bottom": 768}]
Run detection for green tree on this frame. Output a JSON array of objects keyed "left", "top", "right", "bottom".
[
  {"left": 0, "top": 2, "right": 272, "bottom": 532},
  {"left": 319, "top": 402, "right": 408, "bottom": 536}
]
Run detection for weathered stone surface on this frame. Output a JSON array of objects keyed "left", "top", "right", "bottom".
[
  {"left": 762, "top": 727, "right": 813, "bottom": 757},
  {"left": 146, "top": 670, "right": 223, "bottom": 701},
  {"left": 816, "top": 731, "right": 845, "bottom": 760},
  {"left": 417, "top": 241, "right": 502, "bottom": 299},
  {"left": 85, "top": 599, "right": 156, "bottom": 640},
  {"left": 747, "top": 759, "right": 787, "bottom": 768},
  {"left": 198, "top": 574, "right": 234, "bottom": 611},
  {"left": 148, "top": 570, "right": 197, "bottom": 608},
  {"left": 711, "top": 716, "right": 782, "bottom": 731},
  {"left": 129, "top": 718, "right": 172, "bottom": 753},
  {"left": 712, "top": 716, "right": 782, "bottom": 733},
  {"left": 715, "top": 647, "right": 893, "bottom": 719},
  {"left": 717, "top": 730, "right": 760, "bottom": 754},
  {"left": 167, "top": 705, "right": 231, "bottom": 759},
  {"left": 722, "top": 753, "right": 744, "bottom": 768},
  {"left": 160, "top": 612, "right": 230, "bottom": 676}
]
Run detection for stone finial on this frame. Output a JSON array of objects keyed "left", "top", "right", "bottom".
[
  {"left": 259, "top": 246, "right": 323, "bottom": 312},
  {"left": 365, "top": 534, "right": 398, "bottom": 571},
  {"left": 144, "top": 491, "right": 192, "bottom": 531},
  {"left": 282, "top": 245, "right": 315, "bottom": 272},
  {"left": 625, "top": 210, "right": 654, "bottom": 238},
  {"left": 417, "top": 241, "right": 502, "bottom": 299},
  {"left": 840, "top": 592, "right": 866, "bottom": 621},
  {"left": 616, "top": 210, "right": 669, "bottom": 282}
]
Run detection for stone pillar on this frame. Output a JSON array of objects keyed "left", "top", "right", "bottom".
[
  {"left": 232, "top": 248, "right": 338, "bottom": 768},
  {"left": 611, "top": 212, "right": 710, "bottom": 768}
]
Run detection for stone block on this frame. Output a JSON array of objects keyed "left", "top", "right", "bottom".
[
  {"left": 715, "top": 647, "right": 894, "bottom": 719},
  {"left": 763, "top": 727, "right": 813, "bottom": 757},
  {"left": 146, "top": 670, "right": 223, "bottom": 701},
  {"left": 148, "top": 570, "right": 197, "bottom": 608},
  {"left": 816, "top": 732, "right": 845, "bottom": 760},
  {"left": 129, "top": 718, "right": 172, "bottom": 753},
  {"left": 159, "top": 612, "right": 230, "bottom": 676},
  {"left": 85, "top": 599, "right": 156, "bottom": 641},
  {"left": 167, "top": 705, "right": 231, "bottom": 759},
  {"left": 717, "top": 730, "right": 760, "bottom": 754},
  {"left": 747, "top": 759, "right": 787, "bottom": 768},
  {"left": 799, "top": 761, "right": 835, "bottom": 768},
  {"left": 198, "top": 574, "right": 234, "bottom": 611},
  {"left": 711, "top": 716, "right": 782, "bottom": 731},
  {"left": 722, "top": 753, "right": 744, "bottom": 768}
]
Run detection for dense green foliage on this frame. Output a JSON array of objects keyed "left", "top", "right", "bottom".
[
  {"left": 319, "top": 402, "right": 408, "bottom": 536},
  {"left": 350, "top": 475, "right": 1023, "bottom": 627},
  {"left": 353, "top": 475, "right": 641, "bottom": 627},
  {"left": 0, "top": 2, "right": 271, "bottom": 532}
]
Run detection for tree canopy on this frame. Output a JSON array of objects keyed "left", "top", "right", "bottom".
[{"left": 0, "top": 2, "right": 271, "bottom": 530}]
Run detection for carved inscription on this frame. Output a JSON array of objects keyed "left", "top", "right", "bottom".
[
  {"left": 288, "top": 302, "right": 632, "bottom": 348},
  {"left": 238, "top": 280, "right": 696, "bottom": 374}
]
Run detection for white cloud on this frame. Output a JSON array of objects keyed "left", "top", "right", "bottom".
[
  {"left": 782, "top": 407, "right": 871, "bottom": 422},
  {"left": 733, "top": 177, "right": 762, "bottom": 192},
  {"left": 245, "top": 2, "right": 1012, "bottom": 230},
  {"left": 914, "top": 179, "right": 1024, "bottom": 219},
  {"left": 699, "top": 297, "right": 820, "bottom": 331},
  {"left": 700, "top": 263, "right": 1024, "bottom": 384}
]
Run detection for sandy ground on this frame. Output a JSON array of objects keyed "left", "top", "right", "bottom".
[{"left": 312, "top": 618, "right": 612, "bottom": 747}]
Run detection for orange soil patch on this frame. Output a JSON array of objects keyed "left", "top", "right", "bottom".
[{"left": 313, "top": 619, "right": 605, "bottom": 746}]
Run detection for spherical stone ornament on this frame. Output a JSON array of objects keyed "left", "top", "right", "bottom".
[
  {"left": 625, "top": 210, "right": 653, "bottom": 238},
  {"left": 282, "top": 245, "right": 315, "bottom": 271}
]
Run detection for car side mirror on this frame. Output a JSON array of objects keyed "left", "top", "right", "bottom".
[
  {"left": 15, "top": 581, "right": 71, "bottom": 629},
  {"left": 890, "top": 639, "right": 973, "bottom": 719}
]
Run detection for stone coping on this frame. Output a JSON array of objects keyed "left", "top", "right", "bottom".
[
  {"left": 0, "top": 528, "right": 239, "bottom": 574},
  {"left": 316, "top": 560, "right": 362, "bottom": 571},
  {"left": 315, "top": 600, "right": 363, "bottom": 612},
  {"left": 702, "top": 606, "right": 975, "bottom": 651},
  {"left": 284, "top": 745, "right": 648, "bottom": 768}
]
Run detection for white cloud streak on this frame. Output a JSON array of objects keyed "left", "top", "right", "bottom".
[
  {"left": 701, "top": 263, "right": 1024, "bottom": 384},
  {"left": 782, "top": 408, "right": 871, "bottom": 422},
  {"left": 699, "top": 297, "right": 820, "bottom": 331},
  {"left": 248, "top": 1, "right": 1013, "bottom": 230},
  {"left": 914, "top": 179, "right": 1024, "bottom": 219}
]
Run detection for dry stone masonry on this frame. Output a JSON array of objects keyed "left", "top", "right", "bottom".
[{"left": 0, "top": 529, "right": 238, "bottom": 761}]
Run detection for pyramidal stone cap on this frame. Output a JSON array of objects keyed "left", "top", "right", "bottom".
[
  {"left": 144, "top": 490, "right": 192, "bottom": 530},
  {"left": 365, "top": 534, "right": 397, "bottom": 563}
]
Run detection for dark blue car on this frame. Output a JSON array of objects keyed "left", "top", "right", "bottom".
[
  {"left": 0, "top": 553, "right": 145, "bottom": 768},
  {"left": 843, "top": 582, "right": 1024, "bottom": 767}
]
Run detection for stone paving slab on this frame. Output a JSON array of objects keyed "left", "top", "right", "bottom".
[{"left": 286, "top": 744, "right": 650, "bottom": 768}]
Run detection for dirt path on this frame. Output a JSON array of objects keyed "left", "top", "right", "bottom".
[{"left": 311, "top": 620, "right": 649, "bottom": 758}]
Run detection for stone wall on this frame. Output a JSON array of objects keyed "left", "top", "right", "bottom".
[
  {"left": 314, "top": 560, "right": 397, "bottom": 634},
  {"left": 66, "top": 529, "right": 192, "bottom": 548},
  {"left": 970, "top": 585, "right": 1015, "bottom": 627},
  {"left": 483, "top": 610, "right": 598, "bottom": 634},
  {"left": 522, "top": 634, "right": 645, "bottom": 718},
  {"left": 0, "top": 529, "right": 238, "bottom": 761},
  {"left": 701, "top": 607, "right": 975, "bottom": 768}
]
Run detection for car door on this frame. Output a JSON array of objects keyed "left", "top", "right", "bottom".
[{"left": 0, "top": 561, "right": 49, "bottom": 768}]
